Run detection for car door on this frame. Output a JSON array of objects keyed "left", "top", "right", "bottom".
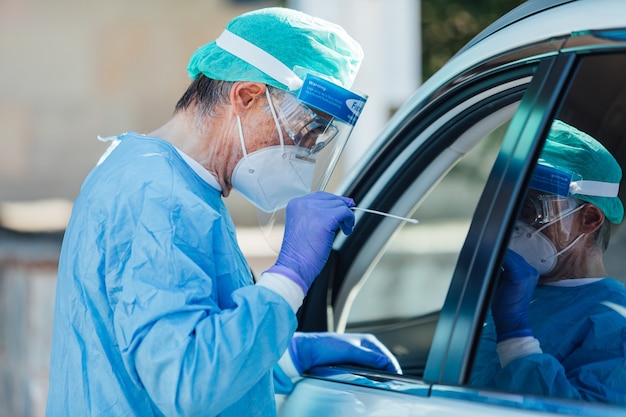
[{"left": 278, "top": 8, "right": 626, "bottom": 417}]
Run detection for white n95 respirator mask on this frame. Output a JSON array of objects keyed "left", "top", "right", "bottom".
[
  {"left": 231, "top": 144, "right": 315, "bottom": 213},
  {"left": 508, "top": 221, "right": 559, "bottom": 275},
  {"left": 508, "top": 215, "right": 585, "bottom": 276}
]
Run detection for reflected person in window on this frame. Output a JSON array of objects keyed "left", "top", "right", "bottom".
[{"left": 471, "top": 120, "right": 626, "bottom": 404}]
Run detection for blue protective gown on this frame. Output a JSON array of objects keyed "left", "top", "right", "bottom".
[
  {"left": 471, "top": 278, "right": 626, "bottom": 404},
  {"left": 46, "top": 133, "right": 297, "bottom": 417}
]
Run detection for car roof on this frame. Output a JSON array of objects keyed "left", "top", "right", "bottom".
[
  {"left": 426, "top": 0, "right": 626, "bottom": 100},
  {"left": 380, "top": 0, "right": 626, "bottom": 140},
  {"left": 341, "top": 0, "right": 626, "bottom": 193},
  {"left": 454, "top": 0, "right": 576, "bottom": 56}
]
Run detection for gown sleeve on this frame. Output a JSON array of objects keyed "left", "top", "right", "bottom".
[
  {"left": 107, "top": 184, "right": 297, "bottom": 416},
  {"left": 472, "top": 304, "right": 626, "bottom": 405},
  {"left": 494, "top": 307, "right": 626, "bottom": 404}
]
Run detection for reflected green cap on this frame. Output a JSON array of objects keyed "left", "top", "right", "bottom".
[
  {"left": 187, "top": 7, "right": 363, "bottom": 91},
  {"left": 539, "top": 120, "right": 624, "bottom": 224}
]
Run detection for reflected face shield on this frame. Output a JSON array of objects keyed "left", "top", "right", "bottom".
[
  {"left": 519, "top": 192, "right": 583, "bottom": 228},
  {"left": 518, "top": 163, "right": 589, "bottom": 240},
  {"left": 518, "top": 191, "right": 584, "bottom": 239}
]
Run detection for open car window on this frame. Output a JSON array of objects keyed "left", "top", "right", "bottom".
[{"left": 344, "top": 121, "right": 509, "bottom": 377}]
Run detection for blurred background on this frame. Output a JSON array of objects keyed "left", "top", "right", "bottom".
[{"left": 0, "top": 0, "right": 523, "bottom": 415}]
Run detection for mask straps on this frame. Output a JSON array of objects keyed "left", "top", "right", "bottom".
[
  {"left": 533, "top": 203, "right": 586, "bottom": 235},
  {"left": 541, "top": 233, "right": 585, "bottom": 264},
  {"left": 534, "top": 203, "right": 587, "bottom": 265},
  {"left": 236, "top": 88, "right": 286, "bottom": 173},
  {"left": 236, "top": 115, "right": 254, "bottom": 172},
  {"left": 265, "top": 88, "right": 286, "bottom": 152}
]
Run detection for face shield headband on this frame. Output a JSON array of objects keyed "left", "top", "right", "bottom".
[{"left": 530, "top": 163, "right": 620, "bottom": 199}]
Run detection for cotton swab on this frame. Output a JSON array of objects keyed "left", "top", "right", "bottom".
[{"left": 351, "top": 207, "right": 419, "bottom": 224}]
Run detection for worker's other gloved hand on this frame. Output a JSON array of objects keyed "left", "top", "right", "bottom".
[
  {"left": 288, "top": 332, "right": 402, "bottom": 374},
  {"left": 266, "top": 192, "right": 355, "bottom": 294},
  {"left": 491, "top": 249, "right": 540, "bottom": 342}
]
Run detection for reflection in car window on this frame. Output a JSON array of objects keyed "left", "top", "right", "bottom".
[
  {"left": 471, "top": 53, "right": 626, "bottom": 406},
  {"left": 346, "top": 121, "right": 509, "bottom": 376}
]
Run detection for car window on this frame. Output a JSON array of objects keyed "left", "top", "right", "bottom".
[
  {"left": 346, "top": 125, "right": 506, "bottom": 323},
  {"left": 469, "top": 51, "right": 626, "bottom": 407},
  {"left": 341, "top": 111, "right": 516, "bottom": 376}
]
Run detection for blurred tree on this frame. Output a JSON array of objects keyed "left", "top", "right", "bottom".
[{"left": 422, "top": 0, "right": 526, "bottom": 79}]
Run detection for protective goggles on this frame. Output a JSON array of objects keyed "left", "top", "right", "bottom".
[
  {"left": 267, "top": 87, "right": 338, "bottom": 154},
  {"left": 519, "top": 191, "right": 584, "bottom": 227}
]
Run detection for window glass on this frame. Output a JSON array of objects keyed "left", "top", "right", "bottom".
[
  {"left": 470, "top": 52, "right": 626, "bottom": 407},
  {"left": 347, "top": 123, "right": 507, "bottom": 323},
  {"left": 344, "top": 118, "right": 511, "bottom": 375}
]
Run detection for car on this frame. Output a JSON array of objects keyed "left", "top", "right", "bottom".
[{"left": 276, "top": 0, "right": 626, "bottom": 416}]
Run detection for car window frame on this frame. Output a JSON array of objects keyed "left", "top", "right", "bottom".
[
  {"left": 300, "top": 51, "right": 580, "bottom": 384},
  {"left": 296, "top": 64, "right": 536, "bottom": 334},
  {"left": 291, "top": 52, "right": 589, "bottom": 416},
  {"left": 426, "top": 52, "right": 578, "bottom": 385}
]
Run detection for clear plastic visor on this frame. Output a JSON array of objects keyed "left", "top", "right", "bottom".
[
  {"left": 268, "top": 87, "right": 339, "bottom": 155},
  {"left": 519, "top": 191, "right": 583, "bottom": 227},
  {"left": 258, "top": 74, "right": 367, "bottom": 251}
]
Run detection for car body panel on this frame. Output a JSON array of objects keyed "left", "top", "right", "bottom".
[
  {"left": 426, "top": 52, "right": 578, "bottom": 384},
  {"left": 279, "top": 377, "right": 556, "bottom": 417}
]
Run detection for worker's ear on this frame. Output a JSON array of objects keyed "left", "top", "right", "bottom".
[
  {"left": 580, "top": 203, "right": 605, "bottom": 234},
  {"left": 230, "top": 82, "right": 266, "bottom": 114}
]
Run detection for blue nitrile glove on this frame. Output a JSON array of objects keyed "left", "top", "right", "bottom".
[
  {"left": 491, "top": 249, "right": 540, "bottom": 342},
  {"left": 266, "top": 192, "right": 355, "bottom": 294},
  {"left": 288, "top": 332, "right": 402, "bottom": 374}
]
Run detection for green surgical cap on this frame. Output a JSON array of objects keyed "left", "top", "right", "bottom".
[
  {"left": 187, "top": 7, "right": 363, "bottom": 91},
  {"left": 538, "top": 120, "right": 624, "bottom": 224}
]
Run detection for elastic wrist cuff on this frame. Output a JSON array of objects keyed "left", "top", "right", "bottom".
[
  {"left": 277, "top": 347, "right": 303, "bottom": 382},
  {"left": 265, "top": 265, "right": 308, "bottom": 294},
  {"left": 496, "top": 336, "right": 542, "bottom": 367},
  {"left": 256, "top": 272, "right": 304, "bottom": 312},
  {"left": 496, "top": 328, "right": 533, "bottom": 343}
]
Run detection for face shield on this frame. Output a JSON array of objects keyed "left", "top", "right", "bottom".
[
  {"left": 521, "top": 164, "right": 590, "bottom": 236},
  {"left": 268, "top": 71, "right": 366, "bottom": 189},
  {"left": 518, "top": 191, "right": 584, "bottom": 238},
  {"left": 509, "top": 164, "right": 590, "bottom": 274},
  {"left": 257, "top": 74, "right": 367, "bottom": 250},
  {"left": 213, "top": 28, "right": 367, "bottom": 249},
  {"left": 268, "top": 88, "right": 337, "bottom": 154}
]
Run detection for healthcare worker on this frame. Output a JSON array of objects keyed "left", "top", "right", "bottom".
[
  {"left": 471, "top": 120, "right": 626, "bottom": 404},
  {"left": 45, "top": 8, "right": 400, "bottom": 417}
]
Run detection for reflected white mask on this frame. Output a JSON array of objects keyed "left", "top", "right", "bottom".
[
  {"left": 508, "top": 204, "right": 585, "bottom": 275},
  {"left": 231, "top": 89, "right": 315, "bottom": 213}
]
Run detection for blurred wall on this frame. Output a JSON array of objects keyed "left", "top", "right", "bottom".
[{"left": 0, "top": 0, "right": 272, "bottom": 204}]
